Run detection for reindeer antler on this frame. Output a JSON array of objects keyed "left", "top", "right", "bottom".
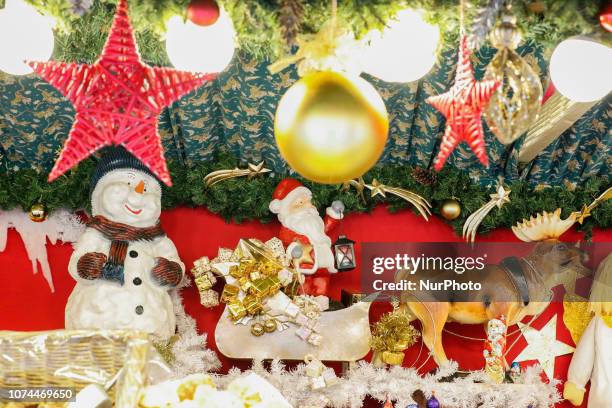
[
  {"left": 512, "top": 186, "right": 611, "bottom": 242},
  {"left": 512, "top": 209, "right": 577, "bottom": 242}
]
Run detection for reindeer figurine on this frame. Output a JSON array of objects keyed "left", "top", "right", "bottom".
[{"left": 397, "top": 208, "right": 590, "bottom": 366}]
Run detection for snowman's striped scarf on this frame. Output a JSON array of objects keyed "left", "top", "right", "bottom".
[{"left": 87, "top": 215, "right": 165, "bottom": 284}]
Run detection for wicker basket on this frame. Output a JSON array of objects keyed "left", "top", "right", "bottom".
[{"left": 0, "top": 330, "right": 150, "bottom": 408}]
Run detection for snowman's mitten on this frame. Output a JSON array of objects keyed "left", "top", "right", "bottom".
[
  {"left": 151, "top": 257, "right": 183, "bottom": 287},
  {"left": 77, "top": 252, "right": 108, "bottom": 280}
]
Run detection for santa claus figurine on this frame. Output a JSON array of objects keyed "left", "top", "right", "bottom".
[
  {"left": 65, "top": 147, "right": 184, "bottom": 338},
  {"left": 269, "top": 178, "right": 344, "bottom": 296}
]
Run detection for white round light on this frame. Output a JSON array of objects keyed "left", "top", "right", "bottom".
[
  {"left": 549, "top": 37, "right": 612, "bottom": 102},
  {"left": 0, "top": 0, "right": 55, "bottom": 76},
  {"left": 165, "top": 10, "right": 235, "bottom": 73},
  {"left": 362, "top": 9, "right": 440, "bottom": 83}
]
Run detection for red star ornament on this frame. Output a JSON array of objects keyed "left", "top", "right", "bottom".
[
  {"left": 426, "top": 35, "right": 500, "bottom": 171},
  {"left": 28, "top": 0, "right": 216, "bottom": 186}
]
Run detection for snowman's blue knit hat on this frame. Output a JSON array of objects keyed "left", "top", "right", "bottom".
[{"left": 90, "top": 146, "right": 159, "bottom": 196}]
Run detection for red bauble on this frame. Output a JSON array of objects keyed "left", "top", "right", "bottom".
[
  {"left": 187, "top": 0, "right": 220, "bottom": 26},
  {"left": 28, "top": 0, "right": 216, "bottom": 186},
  {"left": 600, "top": 3, "right": 612, "bottom": 32}
]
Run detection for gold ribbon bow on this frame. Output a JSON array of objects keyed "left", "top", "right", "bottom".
[{"left": 268, "top": 18, "right": 361, "bottom": 77}]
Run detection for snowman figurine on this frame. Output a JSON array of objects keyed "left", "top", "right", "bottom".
[{"left": 65, "top": 147, "right": 184, "bottom": 338}]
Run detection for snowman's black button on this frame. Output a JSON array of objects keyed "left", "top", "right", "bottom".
[
  {"left": 133, "top": 277, "right": 142, "bottom": 286},
  {"left": 135, "top": 305, "right": 144, "bottom": 315},
  {"left": 129, "top": 250, "right": 138, "bottom": 258}
]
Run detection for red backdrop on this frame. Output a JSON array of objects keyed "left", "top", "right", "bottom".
[{"left": 1, "top": 205, "right": 609, "bottom": 407}]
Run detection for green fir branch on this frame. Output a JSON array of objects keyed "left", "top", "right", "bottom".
[
  {"left": 0, "top": 152, "right": 609, "bottom": 238},
  {"left": 21, "top": 0, "right": 605, "bottom": 64}
]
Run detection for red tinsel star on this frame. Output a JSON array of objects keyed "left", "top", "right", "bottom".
[
  {"left": 28, "top": 0, "right": 216, "bottom": 186},
  {"left": 426, "top": 34, "right": 500, "bottom": 171}
]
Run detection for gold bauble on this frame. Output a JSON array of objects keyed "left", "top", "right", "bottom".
[
  {"left": 263, "top": 319, "right": 277, "bottom": 333},
  {"left": 28, "top": 203, "right": 48, "bottom": 222},
  {"left": 440, "top": 199, "right": 461, "bottom": 220},
  {"left": 250, "top": 323, "right": 265, "bottom": 337},
  {"left": 274, "top": 71, "right": 389, "bottom": 184},
  {"left": 483, "top": 9, "right": 543, "bottom": 145}
]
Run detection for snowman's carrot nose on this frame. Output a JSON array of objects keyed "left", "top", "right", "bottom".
[{"left": 134, "top": 180, "right": 145, "bottom": 194}]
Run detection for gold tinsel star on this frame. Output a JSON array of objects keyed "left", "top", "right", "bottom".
[
  {"left": 294, "top": 243, "right": 314, "bottom": 266},
  {"left": 490, "top": 185, "right": 511, "bottom": 208},
  {"left": 369, "top": 179, "right": 387, "bottom": 198},
  {"left": 574, "top": 205, "right": 591, "bottom": 224}
]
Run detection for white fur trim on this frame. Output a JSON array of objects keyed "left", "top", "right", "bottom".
[
  {"left": 326, "top": 206, "right": 344, "bottom": 220},
  {"left": 270, "top": 186, "right": 311, "bottom": 214},
  {"left": 269, "top": 199, "right": 282, "bottom": 214}
]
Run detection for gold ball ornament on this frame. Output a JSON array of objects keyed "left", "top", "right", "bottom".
[
  {"left": 263, "top": 319, "right": 277, "bottom": 333},
  {"left": 250, "top": 323, "right": 265, "bottom": 337},
  {"left": 28, "top": 203, "right": 48, "bottom": 222},
  {"left": 440, "top": 199, "right": 461, "bottom": 221},
  {"left": 274, "top": 71, "right": 389, "bottom": 184}
]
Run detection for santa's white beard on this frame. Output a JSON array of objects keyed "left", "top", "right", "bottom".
[{"left": 279, "top": 207, "right": 336, "bottom": 272}]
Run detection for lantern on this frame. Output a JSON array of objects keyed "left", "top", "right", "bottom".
[{"left": 333, "top": 235, "right": 356, "bottom": 271}]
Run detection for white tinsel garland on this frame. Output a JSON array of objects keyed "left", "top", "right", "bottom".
[
  {"left": 168, "top": 278, "right": 221, "bottom": 377},
  {"left": 217, "top": 359, "right": 560, "bottom": 408},
  {"left": 0, "top": 208, "right": 85, "bottom": 292}
]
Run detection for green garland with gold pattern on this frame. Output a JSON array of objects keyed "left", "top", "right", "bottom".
[
  {"left": 1, "top": 152, "right": 609, "bottom": 239},
  {"left": 5, "top": 0, "right": 605, "bottom": 65}
]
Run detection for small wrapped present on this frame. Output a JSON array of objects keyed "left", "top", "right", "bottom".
[
  {"left": 295, "top": 326, "right": 313, "bottom": 341},
  {"left": 307, "top": 333, "right": 323, "bottom": 346},
  {"left": 199, "top": 289, "right": 219, "bottom": 308},
  {"left": 322, "top": 367, "right": 338, "bottom": 386},
  {"left": 311, "top": 376, "right": 326, "bottom": 390},
  {"left": 192, "top": 257, "right": 212, "bottom": 275},
  {"left": 194, "top": 273, "right": 215, "bottom": 291},
  {"left": 243, "top": 295, "right": 263, "bottom": 316},
  {"left": 227, "top": 301, "right": 247, "bottom": 321},
  {"left": 304, "top": 356, "right": 338, "bottom": 390},
  {"left": 221, "top": 285, "right": 240, "bottom": 303},
  {"left": 305, "top": 358, "right": 326, "bottom": 378}
]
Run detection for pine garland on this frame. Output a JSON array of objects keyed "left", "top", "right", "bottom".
[
  {"left": 17, "top": 0, "right": 605, "bottom": 65},
  {"left": 468, "top": 0, "right": 505, "bottom": 50},
  {"left": 278, "top": 0, "right": 304, "bottom": 49},
  {"left": 0, "top": 152, "right": 609, "bottom": 238}
]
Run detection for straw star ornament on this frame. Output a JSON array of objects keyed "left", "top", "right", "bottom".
[
  {"left": 28, "top": 0, "right": 216, "bottom": 186},
  {"left": 427, "top": 35, "right": 500, "bottom": 171}
]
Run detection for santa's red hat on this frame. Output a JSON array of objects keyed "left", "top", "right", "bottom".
[{"left": 269, "top": 178, "right": 311, "bottom": 214}]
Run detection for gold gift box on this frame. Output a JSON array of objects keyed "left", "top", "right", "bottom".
[
  {"left": 260, "top": 261, "right": 279, "bottom": 276},
  {"left": 195, "top": 274, "right": 214, "bottom": 291},
  {"left": 221, "top": 284, "right": 240, "bottom": 303},
  {"left": 243, "top": 295, "right": 263, "bottom": 315},
  {"left": 249, "top": 276, "right": 282, "bottom": 298},
  {"left": 268, "top": 276, "right": 282, "bottom": 294},
  {"left": 238, "top": 276, "right": 252, "bottom": 292},
  {"left": 229, "top": 258, "right": 255, "bottom": 279},
  {"left": 228, "top": 302, "right": 247, "bottom": 321}
]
